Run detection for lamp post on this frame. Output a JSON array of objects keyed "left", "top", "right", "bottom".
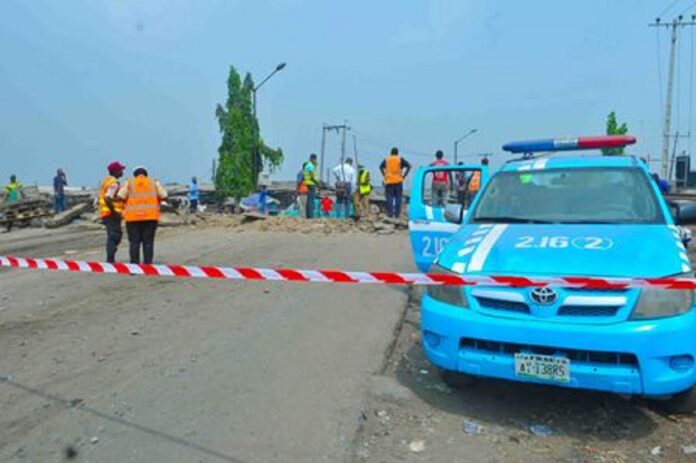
[
  {"left": 453, "top": 128, "right": 478, "bottom": 164},
  {"left": 252, "top": 62, "right": 286, "bottom": 187}
]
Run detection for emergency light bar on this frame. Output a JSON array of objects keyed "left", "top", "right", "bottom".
[{"left": 502, "top": 135, "right": 636, "bottom": 154}]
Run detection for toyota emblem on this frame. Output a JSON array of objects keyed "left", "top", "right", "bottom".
[{"left": 530, "top": 287, "right": 558, "bottom": 306}]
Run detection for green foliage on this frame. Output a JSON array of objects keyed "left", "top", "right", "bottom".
[
  {"left": 603, "top": 111, "right": 629, "bottom": 155},
  {"left": 214, "top": 66, "right": 283, "bottom": 198}
]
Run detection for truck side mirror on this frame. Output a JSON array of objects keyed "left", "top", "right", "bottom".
[{"left": 444, "top": 204, "right": 464, "bottom": 224}]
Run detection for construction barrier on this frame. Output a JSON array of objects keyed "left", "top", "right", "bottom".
[{"left": 1, "top": 255, "right": 696, "bottom": 290}]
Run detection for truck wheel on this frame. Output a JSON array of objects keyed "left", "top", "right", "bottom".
[
  {"left": 662, "top": 386, "right": 696, "bottom": 414},
  {"left": 440, "top": 369, "right": 475, "bottom": 388}
]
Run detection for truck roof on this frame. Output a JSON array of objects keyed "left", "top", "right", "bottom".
[{"left": 502, "top": 154, "right": 640, "bottom": 172}]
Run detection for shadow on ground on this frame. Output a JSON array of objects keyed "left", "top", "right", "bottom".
[{"left": 393, "top": 341, "right": 661, "bottom": 442}]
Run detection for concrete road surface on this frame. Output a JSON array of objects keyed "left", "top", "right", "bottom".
[{"left": 0, "top": 226, "right": 411, "bottom": 462}]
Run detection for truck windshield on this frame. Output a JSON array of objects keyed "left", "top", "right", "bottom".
[{"left": 471, "top": 167, "right": 665, "bottom": 224}]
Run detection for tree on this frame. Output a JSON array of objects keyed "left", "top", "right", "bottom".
[
  {"left": 214, "top": 66, "right": 283, "bottom": 200},
  {"left": 603, "top": 111, "right": 629, "bottom": 155}
]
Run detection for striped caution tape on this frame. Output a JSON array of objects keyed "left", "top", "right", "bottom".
[{"left": 0, "top": 255, "right": 695, "bottom": 290}]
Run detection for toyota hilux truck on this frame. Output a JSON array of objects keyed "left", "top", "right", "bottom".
[{"left": 408, "top": 135, "right": 696, "bottom": 412}]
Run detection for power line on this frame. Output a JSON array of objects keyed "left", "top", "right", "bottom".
[
  {"left": 351, "top": 129, "right": 433, "bottom": 158},
  {"left": 659, "top": 0, "right": 683, "bottom": 19},
  {"left": 680, "top": 0, "right": 696, "bottom": 15}
]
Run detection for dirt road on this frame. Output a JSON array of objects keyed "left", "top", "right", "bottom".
[{"left": 0, "top": 225, "right": 411, "bottom": 462}]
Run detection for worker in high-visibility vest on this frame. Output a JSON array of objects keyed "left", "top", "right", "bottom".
[
  {"left": 354, "top": 165, "right": 372, "bottom": 220},
  {"left": 303, "top": 153, "right": 319, "bottom": 218},
  {"left": 98, "top": 162, "right": 126, "bottom": 262},
  {"left": 380, "top": 147, "right": 411, "bottom": 218},
  {"left": 468, "top": 157, "right": 489, "bottom": 195},
  {"left": 117, "top": 166, "right": 168, "bottom": 264}
]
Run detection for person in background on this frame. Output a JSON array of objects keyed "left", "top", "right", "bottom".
[
  {"left": 466, "top": 157, "right": 489, "bottom": 206},
  {"left": 53, "top": 168, "right": 68, "bottom": 214},
  {"left": 320, "top": 194, "right": 334, "bottom": 217},
  {"left": 296, "top": 161, "right": 309, "bottom": 217},
  {"left": 380, "top": 147, "right": 411, "bottom": 218},
  {"left": 98, "top": 162, "right": 126, "bottom": 262},
  {"left": 2, "top": 174, "right": 24, "bottom": 232},
  {"left": 332, "top": 157, "right": 357, "bottom": 219},
  {"left": 652, "top": 173, "right": 671, "bottom": 195},
  {"left": 355, "top": 164, "right": 372, "bottom": 220},
  {"left": 118, "top": 166, "right": 167, "bottom": 264},
  {"left": 429, "top": 150, "right": 451, "bottom": 207},
  {"left": 455, "top": 161, "right": 468, "bottom": 205},
  {"left": 188, "top": 176, "right": 200, "bottom": 213},
  {"left": 258, "top": 184, "right": 268, "bottom": 214},
  {"left": 303, "top": 153, "right": 319, "bottom": 218}
]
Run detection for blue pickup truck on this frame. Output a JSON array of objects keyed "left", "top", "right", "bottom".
[{"left": 408, "top": 136, "right": 696, "bottom": 412}]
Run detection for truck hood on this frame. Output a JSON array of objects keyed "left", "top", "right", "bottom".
[{"left": 437, "top": 224, "right": 691, "bottom": 278}]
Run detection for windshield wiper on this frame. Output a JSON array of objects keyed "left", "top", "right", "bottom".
[{"left": 472, "top": 216, "right": 553, "bottom": 224}]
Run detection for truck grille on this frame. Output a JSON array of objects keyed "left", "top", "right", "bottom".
[
  {"left": 460, "top": 337, "right": 638, "bottom": 366},
  {"left": 475, "top": 297, "right": 530, "bottom": 314},
  {"left": 557, "top": 305, "right": 621, "bottom": 317}
]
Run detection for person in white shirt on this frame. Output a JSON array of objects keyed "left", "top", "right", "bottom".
[{"left": 331, "top": 157, "right": 357, "bottom": 219}]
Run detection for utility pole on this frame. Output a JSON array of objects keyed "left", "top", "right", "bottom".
[
  {"left": 319, "top": 122, "right": 350, "bottom": 182},
  {"left": 453, "top": 128, "right": 477, "bottom": 164},
  {"left": 320, "top": 124, "right": 327, "bottom": 183},
  {"left": 352, "top": 134, "right": 359, "bottom": 167},
  {"left": 650, "top": 16, "right": 696, "bottom": 179}
]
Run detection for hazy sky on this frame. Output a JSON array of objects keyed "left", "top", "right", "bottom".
[{"left": 0, "top": 0, "right": 692, "bottom": 187}]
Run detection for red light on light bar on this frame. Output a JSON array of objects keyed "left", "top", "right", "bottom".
[{"left": 577, "top": 136, "right": 636, "bottom": 149}]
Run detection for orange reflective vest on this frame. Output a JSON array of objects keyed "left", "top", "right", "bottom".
[
  {"left": 123, "top": 176, "right": 161, "bottom": 223},
  {"left": 384, "top": 155, "right": 403, "bottom": 185},
  {"left": 468, "top": 171, "right": 481, "bottom": 193},
  {"left": 98, "top": 176, "right": 124, "bottom": 218}
]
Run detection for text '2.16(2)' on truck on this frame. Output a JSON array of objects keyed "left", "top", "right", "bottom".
[{"left": 408, "top": 135, "right": 696, "bottom": 413}]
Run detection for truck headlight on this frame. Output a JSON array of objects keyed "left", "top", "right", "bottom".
[
  {"left": 426, "top": 266, "right": 468, "bottom": 308},
  {"left": 631, "top": 274, "right": 695, "bottom": 320}
]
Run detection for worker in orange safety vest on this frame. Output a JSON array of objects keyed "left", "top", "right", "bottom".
[
  {"left": 98, "top": 161, "right": 126, "bottom": 263},
  {"left": 117, "top": 166, "right": 167, "bottom": 264},
  {"left": 380, "top": 147, "right": 411, "bottom": 218}
]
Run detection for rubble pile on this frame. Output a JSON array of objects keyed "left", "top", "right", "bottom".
[{"left": 223, "top": 214, "right": 408, "bottom": 234}]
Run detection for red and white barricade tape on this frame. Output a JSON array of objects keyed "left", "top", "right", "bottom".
[{"left": 1, "top": 255, "right": 695, "bottom": 290}]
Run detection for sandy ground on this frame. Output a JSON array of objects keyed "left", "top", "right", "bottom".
[{"left": 0, "top": 224, "right": 411, "bottom": 462}]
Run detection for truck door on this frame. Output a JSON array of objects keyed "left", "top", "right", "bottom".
[{"left": 408, "top": 164, "right": 489, "bottom": 272}]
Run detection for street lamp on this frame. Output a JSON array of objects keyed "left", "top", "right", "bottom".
[
  {"left": 252, "top": 62, "right": 287, "bottom": 186},
  {"left": 453, "top": 128, "right": 478, "bottom": 164}
]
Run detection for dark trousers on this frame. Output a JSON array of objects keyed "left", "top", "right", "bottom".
[
  {"left": 126, "top": 220, "right": 158, "bottom": 264},
  {"left": 54, "top": 194, "right": 66, "bottom": 214},
  {"left": 385, "top": 183, "right": 403, "bottom": 218},
  {"left": 306, "top": 186, "right": 317, "bottom": 218},
  {"left": 190, "top": 199, "right": 199, "bottom": 213},
  {"left": 103, "top": 215, "right": 123, "bottom": 263}
]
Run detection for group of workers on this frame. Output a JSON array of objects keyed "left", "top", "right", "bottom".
[
  {"left": 294, "top": 146, "right": 488, "bottom": 219},
  {"left": 296, "top": 147, "right": 413, "bottom": 220},
  {"left": 98, "top": 161, "right": 168, "bottom": 264}
]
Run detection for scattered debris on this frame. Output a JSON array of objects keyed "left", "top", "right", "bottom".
[
  {"left": 44, "top": 202, "right": 92, "bottom": 228},
  {"left": 90, "top": 436, "right": 99, "bottom": 444},
  {"left": 682, "top": 444, "right": 696, "bottom": 455},
  {"left": 462, "top": 420, "right": 484, "bottom": 435},
  {"left": 408, "top": 440, "right": 425, "bottom": 452},
  {"left": 419, "top": 369, "right": 429, "bottom": 375},
  {"left": 64, "top": 446, "right": 78, "bottom": 459},
  {"left": 650, "top": 446, "right": 662, "bottom": 456},
  {"left": 529, "top": 424, "right": 553, "bottom": 437},
  {"left": 130, "top": 330, "right": 139, "bottom": 336}
]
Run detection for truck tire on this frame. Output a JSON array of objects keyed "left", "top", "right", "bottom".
[
  {"left": 440, "top": 369, "right": 475, "bottom": 388},
  {"left": 662, "top": 386, "right": 696, "bottom": 414}
]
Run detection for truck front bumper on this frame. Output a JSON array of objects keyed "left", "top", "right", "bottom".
[{"left": 422, "top": 295, "right": 696, "bottom": 396}]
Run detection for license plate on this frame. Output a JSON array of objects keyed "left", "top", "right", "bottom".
[{"left": 514, "top": 353, "right": 570, "bottom": 383}]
